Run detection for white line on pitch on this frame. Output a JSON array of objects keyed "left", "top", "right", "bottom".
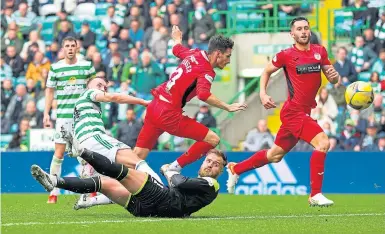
[{"left": 2, "top": 213, "right": 384, "bottom": 227}]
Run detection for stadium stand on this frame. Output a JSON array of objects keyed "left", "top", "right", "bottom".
[{"left": 0, "top": 0, "right": 384, "bottom": 152}]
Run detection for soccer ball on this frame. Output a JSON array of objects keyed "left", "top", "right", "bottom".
[{"left": 345, "top": 81, "right": 374, "bottom": 110}]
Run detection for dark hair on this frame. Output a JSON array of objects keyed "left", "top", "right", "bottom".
[
  {"left": 380, "top": 48, "right": 385, "bottom": 54},
  {"left": 337, "top": 46, "right": 348, "bottom": 54},
  {"left": 87, "top": 76, "right": 109, "bottom": 86},
  {"left": 290, "top": 16, "right": 310, "bottom": 28},
  {"left": 208, "top": 35, "right": 234, "bottom": 54},
  {"left": 62, "top": 36, "right": 77, "bottom": 46},
  {"left": 207, "top": 149, "right": 228, "bottom": 166}
]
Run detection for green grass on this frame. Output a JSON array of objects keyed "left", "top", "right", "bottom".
[{"left": 2, "top": 194, "right": 385, "bottom": 234}]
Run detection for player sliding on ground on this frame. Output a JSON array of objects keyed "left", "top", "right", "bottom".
[
  {"left": 133, "top": 25, "right": 247, "bottom": 173},
  {"left": 226, "top": 17, "right": 340, "bottom": 207},
  {"left": 31, "top": 149, "right": 226, "bottom": 217}
]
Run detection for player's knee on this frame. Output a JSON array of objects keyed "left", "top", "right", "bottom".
[
  {"left": 269, "top": 154, "right": 284, "bottom": 163},
  {"left": 208, "top": 133, "right": 220, "bottom": 147},
  {"left": 315, "top": 139, "right": 330, "bottom": 153}
]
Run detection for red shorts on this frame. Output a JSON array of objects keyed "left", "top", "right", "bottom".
[
  {"left": 136, "top": 97, "right": 210, "bottom": 150},
  {"left": 275, "top": 102, "right": 323, "bottom": 152}
]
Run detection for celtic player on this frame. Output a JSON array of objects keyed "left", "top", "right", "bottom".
[{"left": 44, "top": 36, "right": 96, "bottom": 204}]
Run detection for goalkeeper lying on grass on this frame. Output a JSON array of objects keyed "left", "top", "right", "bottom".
[{"left": 31, "top": 148, "right": 226, "bottom": 218}]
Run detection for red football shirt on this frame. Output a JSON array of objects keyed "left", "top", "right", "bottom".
[
  {"left": 272, "top": 44, "right": 331, "bottom": 109},
  {"left": 152, "top": 44, "right": 216, "bottom": 109}
]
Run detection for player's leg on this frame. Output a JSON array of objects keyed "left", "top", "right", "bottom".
[
  {"left": 167, "top": 115, "right": 219, "bottom": 171},
  {"left": 226, "top": 127, "right": 297, "bottom": 193},
  {"left": 48, "top": 142, "right": 66, "bottom": 203},
  {"left": 300, "top": 119, "right": 333, "bottom": 206}
]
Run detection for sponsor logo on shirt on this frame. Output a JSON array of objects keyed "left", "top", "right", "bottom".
[{"left": 296, "top": 63, "right": 321, "bottom": 74}]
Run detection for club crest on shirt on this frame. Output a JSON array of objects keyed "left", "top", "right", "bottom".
[{"left": 314, "top": 53, "right": 321, "bottom": 60}]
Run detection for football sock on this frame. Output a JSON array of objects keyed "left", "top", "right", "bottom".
[
  {"left": 49, "top": 155, "right": 63, "bottom": 196},
  {"left": 57, "top": 176, "right": 101, "bottom": 194},
  {"left": 233, "top": 150, "right": 269, "bottom": 175},
  {"left": 168, "top": 160, "right": 182, "bottom": 172},
  {"left": 135, "top": 160, "right": 163, "bottom": 184},
  {"left": 310, "top": 150, "right": 326, "bottom": 197},
  {"left": 90, "top": 194, "right": 114, "bottom": 206},
  {"left": 80, "top": 149, "right": 128, "bottom": 181},
  {"left": 176, "top": 142, "right": 213, "bottom": 168}
]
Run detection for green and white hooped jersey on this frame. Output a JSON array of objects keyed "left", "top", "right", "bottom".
[
  {"left": 46, "top": 59, "right": 96, "bottom": 120},
  {"left": 73, "top": 89, "right": 106, "bottom": 143}
]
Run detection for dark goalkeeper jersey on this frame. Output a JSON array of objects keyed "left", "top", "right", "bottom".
[{"left": 126, "top": 174, "right": 219, "bottom": 218}]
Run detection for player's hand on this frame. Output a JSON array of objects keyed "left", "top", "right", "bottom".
[
  {"left": 160, "top": 164, "right": 170, "bottom": 177},
  {"left": 43, "top": 114, "right": 52, "bottom": 128},
  {"left": 142, "top": 100, "right": 151, "bottom": 107},
  {"left": 226, "top": 103, "right": 248, "bottom": 112},
  {"left": 325, "top": 67, "right": 339, "bottom": 84},
  {"left": 260, "top": 93, "right": 276, "bottom": 109},
  {"left": 171, "top": 25, "right": 182, "bottom": 44}
]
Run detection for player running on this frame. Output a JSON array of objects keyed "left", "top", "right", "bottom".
[
  {"left": 44, "top": 36, "right": 96, "bottom": 204},
  {"left": 31, "top": 148, "right": 226, "bottom": 218},
  {"left": 226, "top": 17, "right": 340, "bottom": 207},
  {"left": 134, "top": 26, "right": 247, "bottom": 173}
]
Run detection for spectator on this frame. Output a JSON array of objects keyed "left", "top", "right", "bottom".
[
  {"left": 170, "top": 13, "right": 189, "bottom": 42},
  {"left": 129, "top": 20, "right": 145, "bottom": 46},
  {"left": 78, "top": 21, "right": 96, "bottom": 50},
  {"left": 372, "top": 49, "right": 385, "bottom": 77},
  {"left": 117, "top": 109, "right": 143, "bottom": 148},
  {"left": 107, "top": 53, "right": 125, "bottom": 88},
  {"left": 55, "top": 20, "right": 76, "bottom": 46},
  {"left": 372, "top": 94, "right": 384, "bottom": 125},
  {"left": 1, "top": 27, "right": 23, "bottom": 56},
  {"left": 85, "top": 45, "right": 98, "bottom": 61},
  {"left": 133, "top": 0, "right": 150, "bottom": 27},
  {"left": 125, "top": 6, "right": 146, "bottom": 30},
  {"left": 7, "top": 118, "right": 30, "bottom": 151},
  {"left": 45, "top": 41, "right": 59, "bottom": 62},
  {"left": 53, "top": 10, "right": 73, "bottom": 38},
  {"left": 11, "top": 2, "right": 37, "bottom": 39},
  {"left": 114, "top": 0, "right": 128, "bottom": 27},
  {"left": 4, "top": 45, "right": 24, "bottom": 77},
  {"left": 103, "top": 38, "right": 123, "bottom": 67},
  {"left": 357, "top": 122, "right": 379, "bottom": 151},
  {"left": 312, "top": 107, "right": 334, "bottom": 132},
  {"left": 143, "top": 16, "right": 164, "bottom": 50},
  {"left": 195, "top": 101, "right": 217, "bottom": 128},
  {"left": 3, "top": 84, "right": 32, "bottom": 133},
  {"left": 349, "top": 36, "right": 377, "bottom": 74},
  {"left": 24, "top": 42, "right": 40, "bottom": 65},
  {"left": 364, "top": 28, "right": 382, "bottom": 55},
  {"left": 1, "top": 79, "right": 15, "bottom": 113},
  {"left": 322, "top": 121, "right": 335, "bottom": 137},
  {"left": 364, "top": 131, "right": 385, "bottom": 152},
  {"left": 328, "top": 76, "right": 347, "bottom": 109},
  {"left": 92, "top": 52, "right": 107, "bottom": 73},
  {"left": 148, "top": 6, "right": 160, "bottom": 27},
  {"left": 374, "top": 12, "right": 385, "bottom": 47},
  {"left": 329, "top": 136, "right": 343, "bottom": 152},
  {"left": 19, "top": 100, "right": 43, "bottom": 129},
  {"left": 174, "top": 0, "right": 189, "bottom": 22},
  {"left": 25, "top": 51, "right": 51, "bottom": 84},
  {"left": 340, "top": 119, "right": 361, "bottom": 150},
  {"left": 153, "top": 0, "right": 166, "bottom": 18},
  {"left": 122, "top": 48, "right": 140, "bottom": 81},
  {"left": 0, "top": 58, "right": 13, "bottom": 80},
  {"left": 20, "top": 31, "right": 45, "bottom": 60},
  {"left": 118, "top": 29, "right": 134, "bottom": 57},
  {"left": 131, "top": 51, "right": 166, "bottom": 100},
  {"left": 116, "top": 82, "right": 136, "bottom": 120},
  {"left": 164, "top": 3, "right": 177, "bottom": 27},
  {"left": 369, "top": 71, "right": 385, "bottom": 93},
  {"left": 4, "top": 22, "right": 23, "bottom": 40},
  {"left": 26, "top": 79, "right": 40, "bottom": 100},
  {"left": 101, "top": 6, "right": 116, "bottom": 33},
  {"left": 315, "top": 87, "right": 338, "bottom": 120},
  {"left": 243, "top": 119, "right": 274, "bottom": 151},
  {"left": 104, "top": 22, "right": 121, "bottom": 42},
  {"left": 333, "top": 47, "right": 357, "bottom": 85},
  {"left": 1, "top": 7, "right": 14, "bottom": 27},
  {"left": 189, "top": 1, "right": 216, "bottom": 50},
  {"left": 151, "top": 26, "right": 169, "bottom": 62}
]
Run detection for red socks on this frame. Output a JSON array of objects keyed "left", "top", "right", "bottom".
[
  {"left": 233, "top": 149, "right": 269, "bottom": 175},
  {"left": 310, "top": 150, "right": 326, "bottom": 197},
  {"left": 176, "top": 142, "right": 213, "bottom": 168}
]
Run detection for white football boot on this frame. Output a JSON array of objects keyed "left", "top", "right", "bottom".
[
  {"left": 309, "top": 193, "right": 334, "bottom": 207},
  {"left": 31, "top": 165, "right": 57, "bottom": 192},
  {"left": 74, "top": 194, "right": 92, "bottom": 210},
  {"left": 226, "top": 162, "right": 239, "bottom": 194}
]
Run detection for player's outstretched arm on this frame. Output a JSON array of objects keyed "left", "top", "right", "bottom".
[
  {"left": 322, "top": 65, "right": 340, "bottom": 84},
  {"left": 94, "top": 92, "right": 150, "bottom": 106},
  {"left": 260, "top": 62, "right": 280, "bottom": 109},
  {"left": 205, "top": 94, "right": 247, "bottom": 112},
  {"left": 171, "top": 25, "right": 191, "bottom": 59},
  {"left": 43, "top": 87, "right": 55, "bottom": 128}
]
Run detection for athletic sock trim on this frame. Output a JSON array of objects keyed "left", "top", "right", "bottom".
[
  {"left": 133, "top": 174, "right": 148, "bottom": 196},
  {"left": 124, "top": 194, "right": 132, "bottom": 209}
]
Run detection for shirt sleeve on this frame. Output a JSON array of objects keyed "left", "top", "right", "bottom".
[
  {"left": 196, "top": 71, "right": 214, "bottom": 101},
  {"left": 321, "top": 46, "right": 331, "bottom": 66},
  {"left": 170, "top": 174, "right": 219, "bottom": 193},
  {"left": 172, "top": 44, "right": 193, "bottom": 60},
  {"left": 46, "top": 66, "right": 57, "bottom": 88},
  {"left": 271, "top": 50, "right": 286, "bottom": 68},
  {"left": 87, "top": 89, "right": 104, "bottom": 102},
  {"left": 88, "top": 64, "right": 96, "bottom": 78}
]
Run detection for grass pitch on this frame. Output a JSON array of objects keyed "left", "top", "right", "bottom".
[{"left": 2, "top": 194, "right": 384, "bottom": 234}]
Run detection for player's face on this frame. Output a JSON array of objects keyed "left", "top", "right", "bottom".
[
  {"left": 63, "top": 40, "right": 77, "bottom": 60},
  {"left": 198, "top": 153, "right": 224, "bottom": 178},
  {"left": 88, "top": 78, "right": 108, "bottom": 92},
  {"left": 216, "top": 48, "right": 232, "bottom": 69},
  {"left": 291, "top": 20, "right": 311, "bottom": 45}
]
